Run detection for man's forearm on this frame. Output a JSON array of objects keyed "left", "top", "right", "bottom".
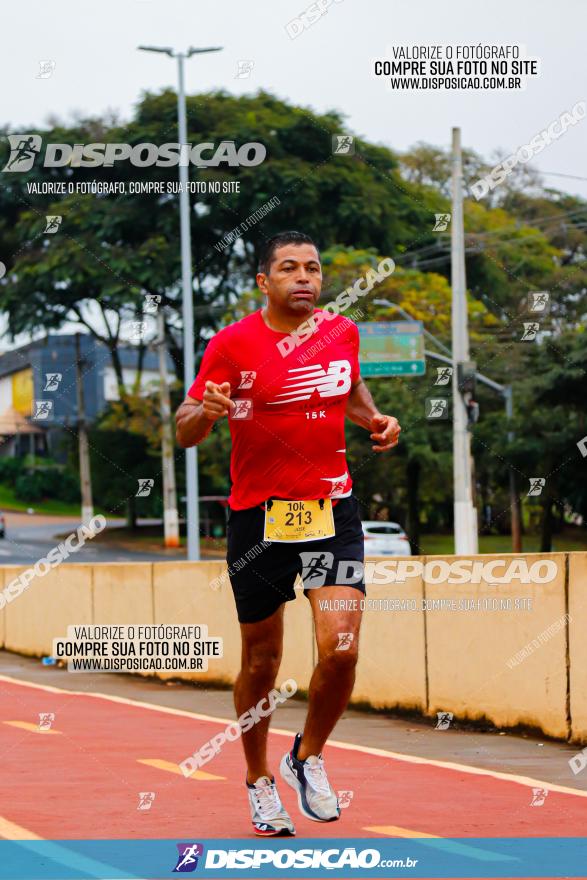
[
  {"left": 176, "top": 400, "right": 216, "bottom": 448},
  {"left": 345, "top": 379, "right": 380, "bottom": 429}
]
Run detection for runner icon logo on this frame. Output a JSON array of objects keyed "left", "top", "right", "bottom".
[
  {"left": 137, "top": 791, "right": 155, "bottom": 811},
  {"left": 173, "top": 843, "right": 204, "bottom": 873},
  {"left": 238, "top": 371, "right": 256, "bottom": 389},
  {"left": 299, "top": 551, "right": 334, "bottom": 587},
  {"left": 38, "top": 712, "right": 55, "bottom": 731},
  {"left": 433, "top": 213, "right": 451, "bottom": 232},
  {"left": 338, "top": 790, "right": 354, "bottom": 808},
  {"left": 3, "top": 134, "right": 42, "bottom": 172},
  {"left": 230, "top": 399, "right": 253, "bottom": 420},
  {"left": 435, "top": 711, "right": 453, "bottom": 730},
  {"left": 336, "top": 632, "right": 354, "bottom": 651},
  {"left": 530, "top": 788, "right": 548, "bottom": 807}
]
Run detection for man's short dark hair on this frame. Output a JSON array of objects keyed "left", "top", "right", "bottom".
[{"left": 258, "top": 231, "right": 320, "bottom": 274}]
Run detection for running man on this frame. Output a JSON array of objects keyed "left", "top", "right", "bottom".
[{"left": 176, "top": 231, "right": 400, "bottom": 836}]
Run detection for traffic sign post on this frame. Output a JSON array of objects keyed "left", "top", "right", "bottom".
[{"left": 358, "top": 321, "right": 425, "bottom": 377}]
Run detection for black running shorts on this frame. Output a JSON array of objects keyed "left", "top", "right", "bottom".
[{"left": 226, "top": 495, "right": 366, "bottom": 624}]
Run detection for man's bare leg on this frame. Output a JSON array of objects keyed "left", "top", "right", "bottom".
[
  {"left": 234, "top": 604, "right": 284, "bottom": 782},
  {"left": 297, "top": 586, "right": 362, "bottom": 760}
]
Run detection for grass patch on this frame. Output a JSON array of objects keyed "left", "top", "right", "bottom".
[{"left": 0, "top": 484, "right": 91, "bottom": 517}]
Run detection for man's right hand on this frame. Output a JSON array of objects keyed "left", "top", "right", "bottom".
[{"left": 202, "top": 381, "right": 235, "bottom": 422}]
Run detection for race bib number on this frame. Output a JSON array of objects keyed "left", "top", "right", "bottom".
[{"left": 263, "top": 499, "right": 335, "bottom": 543}]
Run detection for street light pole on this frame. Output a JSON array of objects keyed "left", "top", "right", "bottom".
[
  {"left": 451, "top": 127, "right": 478, "bottom": 554},
  {"left": 138, "top": 44, "right": 222, "bottom": 560}
]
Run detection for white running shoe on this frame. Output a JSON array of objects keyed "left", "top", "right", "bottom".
[
  {"left": 246, "top": 775, "right": 296, "bottom": 836},
  {"left": 279, "top": 733, "right": 340, "bottom": 822}
]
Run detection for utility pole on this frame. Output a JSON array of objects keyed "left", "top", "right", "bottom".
[
  {"left": 451, "top": 127, "right": 478, "bottom": 553},
  {"left": 138, "top": 44, "right": 222, "bottom": 560},
  {"left": 75, "top": 333, "right": 93, "bottom": 526},
  {"left": 157, "top": 311, "right": 180, "bottom": 548},
  {"left": 505, "top": 386, "right": 522, "bottom": 552}
]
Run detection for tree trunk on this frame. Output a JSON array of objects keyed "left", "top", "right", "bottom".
[
  {"left": 110, "top": 344, "right": 125, "bottom": 391},
  {"left": 406, "top": 458, "right": 420, "bottom": 553},
  {"left": 539, "top": 494, "right": 553, "bottom": 552},
  {"left": 127, "top": 495, "right": 137, "bottom": 530}
]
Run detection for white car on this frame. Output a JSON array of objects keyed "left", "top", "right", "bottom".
[{"left": 361, "top": 521, "right": 411, "bottom": 555}]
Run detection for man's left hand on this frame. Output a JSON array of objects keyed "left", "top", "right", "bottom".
[{"left": 369, "top": 413, "right": 401, "bottom": 452}]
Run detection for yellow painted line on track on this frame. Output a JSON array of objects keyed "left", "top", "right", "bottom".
[
  {"left": 0, "top": 815, "right": 43, "bottom": 840},
  {"left": 137, "top": 757, "right": 224, "bottom": 780},
  {"left": 363, "top": 825, "right": 515, "bottom": 864},
  {"left": 2, "top": 673, "right": 586, "bottom": 799},
  {"left": 365, "top": 825, "right": 440, "bottom": 838},
  {"left": 3, "top": 720, "right": 61, "bottom": 735}
]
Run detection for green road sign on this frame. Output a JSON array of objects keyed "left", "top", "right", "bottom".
[{"left": 358, "top": 321, "right": 426, "bottom": 377}]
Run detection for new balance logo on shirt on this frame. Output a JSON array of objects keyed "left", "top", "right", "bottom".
[{"left": 267, "top": 360, "right": 352, "bottom": 405}]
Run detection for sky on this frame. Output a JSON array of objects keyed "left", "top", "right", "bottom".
[{"left": 2, "top": 0, "right": 586, "bottom": 198}]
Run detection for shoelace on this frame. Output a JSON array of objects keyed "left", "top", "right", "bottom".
[
  {"left": 304, "top": 758, "right": 332, "bottom": 796},
  {"left": 253, "top": 782, "right": 282, "bottom": 819}
]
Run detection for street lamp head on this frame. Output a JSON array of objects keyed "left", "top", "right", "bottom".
[
  {"left": 138, "top": 45, "right": 175, "bottom": 56},
  {"left": 186, "top": 46, "right": 223, "bottom": 57}
]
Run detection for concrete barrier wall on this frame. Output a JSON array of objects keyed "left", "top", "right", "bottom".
[
  {"left": 424, "top": 553, "right": 569, "bottom": 740},
  {"left": 1, "top": 552, "right": 586, "bottom": 743},
  {"left": 569, "top": 553, "right": 586, "bottom": 742}
]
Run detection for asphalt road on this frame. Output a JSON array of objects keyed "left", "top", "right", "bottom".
[{"left": 0, "top": 512, "right": 186, "bottom": 565}]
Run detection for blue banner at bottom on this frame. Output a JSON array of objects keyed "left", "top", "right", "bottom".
[{"left": 0, "top": 837, "right": 585, "bottom": 879}]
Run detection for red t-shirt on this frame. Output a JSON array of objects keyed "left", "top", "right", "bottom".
[{"left": 188, "top": 309, "right": 361, "bottom": 510}]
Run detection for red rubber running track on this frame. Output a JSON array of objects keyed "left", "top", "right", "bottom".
[{"left": 1, "top": 673, "right": 585, "bottom": 877}]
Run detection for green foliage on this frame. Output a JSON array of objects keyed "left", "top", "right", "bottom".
[{"left": 13, "top": 466, "right": 80, "bottom": 503}]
